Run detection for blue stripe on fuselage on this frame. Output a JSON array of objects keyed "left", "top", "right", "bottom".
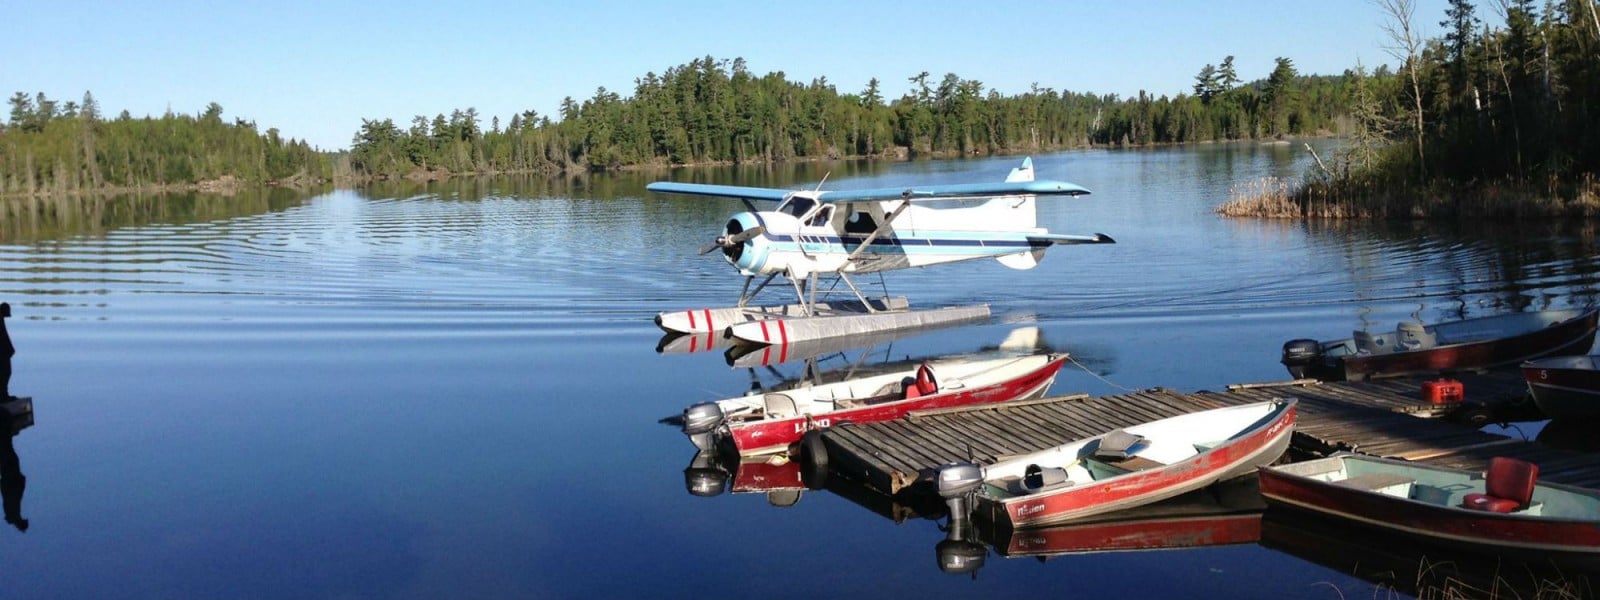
[{"left": 764, "top": 233, "right": 1050, "bottom": 252}]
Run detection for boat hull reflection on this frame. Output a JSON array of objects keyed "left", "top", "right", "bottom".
[
  {"left": 978, "top": 479, "right": 1265, "bottom": 558},
  {"left": 1260, "top": 508, "right": 1600, "bottom": 595}
]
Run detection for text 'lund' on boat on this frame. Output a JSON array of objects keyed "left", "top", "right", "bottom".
[
  {"left": 937, "top": 399, "right": 1296, "bottom": 529},
  {"left": 1257, "top": 453, "right": 1600, "bottom": 555},
  {"left": 1281, "top": 308, "right": 1599, "bottom": 382}
]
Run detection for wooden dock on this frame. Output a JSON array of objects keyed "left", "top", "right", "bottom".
[{"left": 816, "top": 371, "right": 1600, "bottom": 496}]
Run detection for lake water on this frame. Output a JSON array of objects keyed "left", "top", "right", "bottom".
[{"left": 1, "top": 143, "right": 1597, "bottom": 598}]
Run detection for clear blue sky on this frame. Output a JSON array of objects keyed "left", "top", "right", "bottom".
[{"left": 3, "top": 0, "right": 1456, "bottom": 151}]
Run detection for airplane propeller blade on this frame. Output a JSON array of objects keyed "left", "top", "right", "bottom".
[{"left": 699, "top": 226, "right": 765, "bottom": 255}]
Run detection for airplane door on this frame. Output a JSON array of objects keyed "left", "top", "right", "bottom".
[{"left": 796, "top": 205, "right": 836, "bottom": 258}]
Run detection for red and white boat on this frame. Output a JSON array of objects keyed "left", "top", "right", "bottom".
[
  {"left": 1281, "top": 308, "right": 1598, "bottom": 382},
  {"left": 1258, "top": 453, "right": 1600, "bottom": 555},
  {"left": 937, "top": 399, "right": 1296, "bottom": 528},
  {"left": 679, "top": 353, "right": 1065, "bottom": 456}
]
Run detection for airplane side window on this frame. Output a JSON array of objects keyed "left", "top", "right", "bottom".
[
  {"left": 845, "top": 211, "right": 877, "bottom": 233},
  {"left": 806, "top": 205, "right": 834, "bottom": 227}
]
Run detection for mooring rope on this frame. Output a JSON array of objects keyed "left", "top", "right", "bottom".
[{"left": 1065, "top": 354, "right": 1135, "bottom": 392}]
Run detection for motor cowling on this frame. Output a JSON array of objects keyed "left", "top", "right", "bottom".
[
  {"left": 937, "top": 463, "right": 984, "bottom": 499},
  {"left": 1281, "top": 338, "right": 1323, "bottom": 379},
  {"left": 723, "top": 211, "right": 792, "bottom": 276},
  {"left": 682, "top": 402, "right": 725, "bottom": 452}
]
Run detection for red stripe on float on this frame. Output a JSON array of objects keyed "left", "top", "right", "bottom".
[
  {"left": 686, "top": 310, "right": 697, "bottom": 330},
  {"left": 758, "top": 321, "right": 771, "bottom": 343},
  {"left": 777, "top": 320, "right": 790, "bottom": 363},
  {"left": 702, "top": 310, "right": 713, "bottom": 332}
]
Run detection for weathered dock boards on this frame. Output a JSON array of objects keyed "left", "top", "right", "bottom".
[{"left": 818, "top": 371, "right": 1598, "bottom": 496}]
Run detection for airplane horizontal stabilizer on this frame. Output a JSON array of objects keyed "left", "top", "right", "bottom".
[
  {"left": 1027, "top": 232, "right": 1117, "bottom": 245},
  {"left": 645, "top": 180, "right": 1092, "bottom": 203}
]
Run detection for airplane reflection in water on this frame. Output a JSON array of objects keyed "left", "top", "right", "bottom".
[{"left": 654, "top": 307, "right": 987, "bottom": 368}]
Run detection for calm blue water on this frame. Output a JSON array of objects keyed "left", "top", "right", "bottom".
[{"left": 1, "top": 143, "right": 1596, "bottom": 598}]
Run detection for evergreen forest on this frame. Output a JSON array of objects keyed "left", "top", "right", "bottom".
[
  {"left": 3, "top": 0, "right": 1597, "bottom": 219},
  {"left": 1, "top": 93, "right": 333, "bottom": 194}
]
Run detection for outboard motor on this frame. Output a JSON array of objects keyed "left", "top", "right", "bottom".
[
  {"left": 683, "top": 451, "right": 729, "bottom": 497},
  {"left": 935, "top": 466, "right": 988, "bottom": 577},
  {"left": 681, "top": 402, "right": 726, "bottom": 452},
  {"left": 937, "top": 462, "right": 985, "bottom": 521},
  {"left": 1281, "top": 339, "right": 1324, "bottom": 379}
]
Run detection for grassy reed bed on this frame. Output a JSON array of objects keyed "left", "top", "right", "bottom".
[{"left": 1218, "top": 173, "right": 1600, "bottom": 220}]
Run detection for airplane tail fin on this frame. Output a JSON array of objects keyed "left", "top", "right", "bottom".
[{"left": 1005, "top": 157, "right": 1035, "bottom": 183}]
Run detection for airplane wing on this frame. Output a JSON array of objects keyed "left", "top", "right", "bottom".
[
  {"left": 1027, "top": 232, "right": 1117, "bottom": 245},
  {"left": 645, "top": 180, "right": 1091, "bottom": 203},
  {"left": 645, "top": 182, "right": 792, "bottom": 202},
  {"left": 820, "top": 180, "right": 1091, "bottom": 202}
]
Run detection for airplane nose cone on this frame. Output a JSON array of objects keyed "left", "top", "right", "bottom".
[{"left": 722, "top": 218, "right": 745, "bottom": 263}]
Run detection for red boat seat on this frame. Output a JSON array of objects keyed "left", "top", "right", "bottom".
[
  {"left": 1461, "top": 457, "right": 1539, "bottom": 513},
  {"left": 904, "top": 363, "right": 938, "bottom": 399}
]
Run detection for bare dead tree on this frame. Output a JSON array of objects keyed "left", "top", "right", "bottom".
[
  {"left": 1589, "top": 0, "right": 1600, "bottom": 40},
  {"left": 1377, "top": 0, "right": 1427, "bottom": 177},
  {"left": 1489, "top": 0, "right": 1525, "bottom": 174}
]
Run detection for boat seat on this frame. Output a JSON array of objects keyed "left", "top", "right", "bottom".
[
  {"left": 1462, "top": 457, "right": 1539, "bottom": 513},
  {"left": 1352, "top": 330, "right": 1392, "bottom": 355},
  {"left": 1093, "top": 429, "right": 1147, "bottom": 461},
  {"left": 1396, "top": 321, "right": 1437, "bottom": 350},
  {"left": 763, "top": 393, "right": 800, "bottom": 419},
  {"left": 903, "top": 363, "right": 938, "bottom": 400},
  {"left": 1336, "top": 473, "right": 1415, "bottom": 496}
]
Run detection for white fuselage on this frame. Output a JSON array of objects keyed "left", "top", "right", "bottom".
[{"left": 720, "top": 193, "right": 1050, "bottom": 277}]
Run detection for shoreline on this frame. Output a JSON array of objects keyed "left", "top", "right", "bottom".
[
  {"left": 0, "top": 136, "right": 1298, "bottom": 200},
  {"left": 1217, "top": 173, "right": 1600, "bottom": 220},
  {"left": 0, "top": 134, "right": 1345, "bottom": 201}
]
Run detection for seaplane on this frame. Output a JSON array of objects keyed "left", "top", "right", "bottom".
[{"left": 648, "top": 157, "right": 1114, "bottom": 346}]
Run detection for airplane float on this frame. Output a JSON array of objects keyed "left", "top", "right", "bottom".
[{"left": 648, "top": 157, "right": 1113, "bottom": 346}]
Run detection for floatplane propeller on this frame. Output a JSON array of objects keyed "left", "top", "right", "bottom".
[
  {"left": 698, "top": 224, "right": 766, "bottom": 255},
  {"left": 649, "top": 157, "right": 1114, "bottom": 346}
]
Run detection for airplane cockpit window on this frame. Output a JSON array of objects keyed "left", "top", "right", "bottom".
[
  {"left": 779, "top": 196, "right": 817, "bottom": 218},
  {"left": 845, "top": 211, "right": 877, "bottom": 234}
]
